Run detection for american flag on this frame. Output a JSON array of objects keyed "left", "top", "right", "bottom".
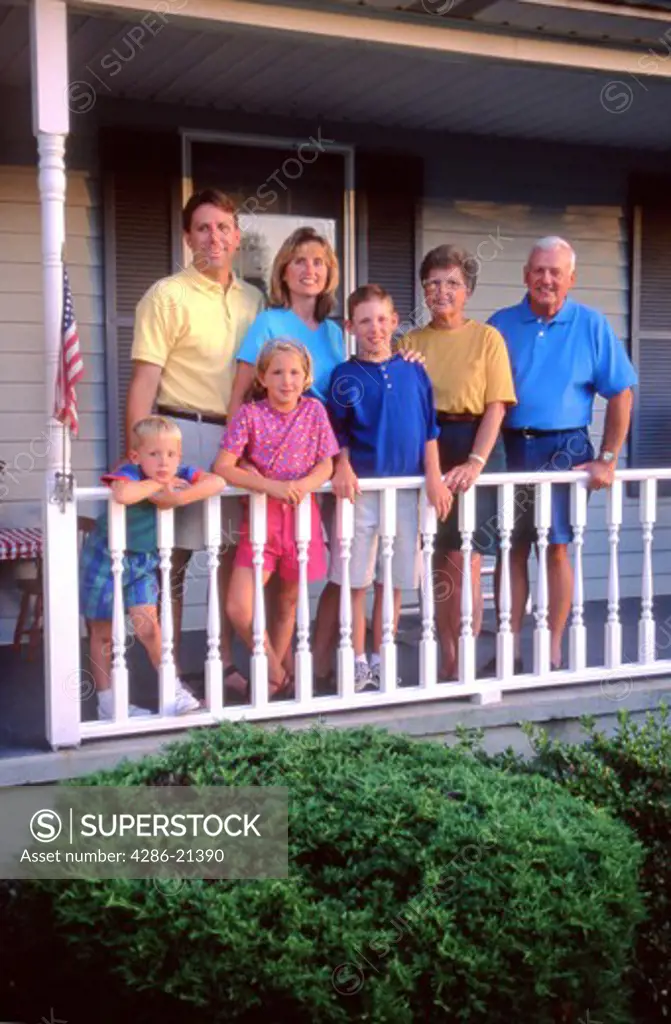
[{"left": 54, "top": 265, "right": 84, "bottom": 436}]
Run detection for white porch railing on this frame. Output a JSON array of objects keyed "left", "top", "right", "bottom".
[{"left": 43, "top": 468, "right": 671, "bottom": 748}]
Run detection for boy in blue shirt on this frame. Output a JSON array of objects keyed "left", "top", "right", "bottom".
[
  {"left": 80, "top": 415, "right": 226, "bottom": 720},
  {"left": 326, "top": 285, "right": 453, "bottom": 691}
]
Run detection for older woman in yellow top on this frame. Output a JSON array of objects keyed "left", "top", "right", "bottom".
[{"left": 402, "top": 244, "right": 516, "bottom": 680}]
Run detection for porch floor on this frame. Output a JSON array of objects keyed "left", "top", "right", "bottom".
[{"left": 1, "top": 595, "right": 670, "bottom": 767}]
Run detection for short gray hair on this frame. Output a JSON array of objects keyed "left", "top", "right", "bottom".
[{"left": 528, "top": 236, "right": 576, "bottom": 272}]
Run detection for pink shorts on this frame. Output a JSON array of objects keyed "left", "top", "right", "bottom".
[{"left": 235, "top": 495, "right": 327, "bottom": 583}]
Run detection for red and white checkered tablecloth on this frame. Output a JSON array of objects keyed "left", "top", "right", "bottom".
[{"left": 0, "top": 526, "right": 43, "bottom": 562}]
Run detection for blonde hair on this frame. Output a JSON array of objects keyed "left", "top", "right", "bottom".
[
  {"left": 269, "top": 227, "right": 339, "bottom": 322},
  {"left": 131, "top": 415, "right": 182, "bottom": 447},
  {"left": 255, "top": 338, "right": 314, "bottom": 393}
]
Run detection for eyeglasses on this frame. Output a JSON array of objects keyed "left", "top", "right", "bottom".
[{"left": 423, "top": 277, "right": 466, "bottom": 292}]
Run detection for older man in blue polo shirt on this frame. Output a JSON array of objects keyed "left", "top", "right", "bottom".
[{"left": 488, "top": 236, "right": 637, "bottom": 672}]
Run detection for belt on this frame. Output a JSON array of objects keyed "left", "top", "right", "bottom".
[
  {"left": 437, "top": 412, "right": 481, "bottom": 424},
  {"left": 504, "top": 426, "right": 586, "bottom": 439},
  {"left": 157, "top": 405, "right": 227, "bottom": 427}
]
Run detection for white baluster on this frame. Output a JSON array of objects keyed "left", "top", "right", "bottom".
[
  {"left": 533, "top": 481, "right": 552, "bottom": 677},
  {"left": 250, "top": 493, "right": 268, "bottom": 707},
  {"left": 495, "top": 482, "right": 515, "bottom": 679},
  {"left": 337, "top": 497, "right": 355, "bottom": 698},
  {"left": 294, "top": 495, "right": 313, "bottom": 704},
  {"left": 639, "top": 478, "right": 657, "bottom": 664},
  {"left": 569, "top": 481, "right": 588, "bottom": 672},
  {"left": 108, "top": 500, "right": 128, "bottom": 720},
  {"left": 157, "top": 508, "right": 176, "bottom": 715},
  {"left": 458, "top": 488, "right": 476, "bottom": 685},
  {"left": 379, "top": 487, "right": 397, "bottom": 694},
  {"left": 419, "top": 486, "right": 438, "bottom": 691},
  {"left": 204, "top": 496, "right": 223, "bottom": 714},
  {"left": 605, "top": 479, "right": 623, "bottom": 669}
]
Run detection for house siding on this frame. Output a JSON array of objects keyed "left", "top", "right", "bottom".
[
  {"left": 420, "top": 168, "right": 667, "bottom": 602},
  {"left": 0, "top": 159, "right": 106, "bottom": 644}
]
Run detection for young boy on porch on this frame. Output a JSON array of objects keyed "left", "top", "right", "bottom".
[
  {"left": 79, "top": 415, "right": 226, "bottom": 720},
  {"left": 325, "top": 284, "right": 453, "bottom": 691}
]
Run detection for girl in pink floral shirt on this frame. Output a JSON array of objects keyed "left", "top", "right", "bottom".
[{"left": 214, "top": 339, "right": 339, "bottom": 699}]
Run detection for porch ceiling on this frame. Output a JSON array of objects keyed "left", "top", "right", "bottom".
[
  {"left": 2, "top": 3, "right": 671, "bottom": 149},
  {"left": 338, "top": 0, "right": 671, "bottom": 48}
]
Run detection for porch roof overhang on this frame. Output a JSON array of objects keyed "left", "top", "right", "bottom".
[
  {"left": 2, "top": 0, "right": 671, "bottom": 150},
  {"left": 334, "top": 0, "right": 671, "bottom": 47}
]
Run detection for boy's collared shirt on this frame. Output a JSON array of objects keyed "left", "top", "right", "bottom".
[
  {"left": 131, "top": 265, "right": 264, "bottom": 418},
  {"left": 93, "top": 462, "right": 203, "bottom": 552},
  {"left": 326, "top": 354, "right": 439, "bottom": 478}
]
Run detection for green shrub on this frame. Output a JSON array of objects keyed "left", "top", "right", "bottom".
[
  {"left": 460, "top": 704, "right": 671, "bottom": 1023},
  {"left": 10, "top": 723, "right": 644, "bottom": 1024}
]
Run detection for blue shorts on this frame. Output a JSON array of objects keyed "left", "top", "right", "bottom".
[
  {"left": 502, "top": 427, "right": 594, "bottom": 545},
  {"left": 79, "top": 535, "right": 160, "bottom": 622}
]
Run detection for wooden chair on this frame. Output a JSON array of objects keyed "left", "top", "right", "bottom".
[
  {"left": 13, "top": 561, "right": 43, "bottom": 659},
  {"left": 13, "top": 515, "right": 97, "bottom": 659}
]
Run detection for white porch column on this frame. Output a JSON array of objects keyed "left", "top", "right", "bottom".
[{"left": 31, "top": 0, "right": 80, "bottom": 747}]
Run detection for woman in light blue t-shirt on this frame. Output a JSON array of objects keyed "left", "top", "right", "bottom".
[{"left": 228, "top": 226, "right": 345, "bottom": 417}]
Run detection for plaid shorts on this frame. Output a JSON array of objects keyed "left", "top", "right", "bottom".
[{"left": 79, "top": 535, "right": 160, "bottom": 622}]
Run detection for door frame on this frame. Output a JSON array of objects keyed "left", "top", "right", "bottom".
[{"left": 178, "top": 128, "right": 357, "bottom": 308}]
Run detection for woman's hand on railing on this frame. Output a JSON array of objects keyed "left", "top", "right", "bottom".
[
  {"left": 443, "top": 459, "right": 482, "bottom": 493},
  {"left": 426, "top": 477, "right": 454, "bottom": 522},
  {"left": 332, "top": 460, "right": 361, "bottom": 503}
]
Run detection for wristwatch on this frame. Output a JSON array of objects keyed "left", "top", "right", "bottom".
[{"left": 599, "top": 450, "right": 616, "bottom": 465}]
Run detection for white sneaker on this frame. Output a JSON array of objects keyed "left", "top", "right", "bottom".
[
  {"left": 97, "top": 689, "right": 153, "bottom": 721},
  {"left": 354, "top": 660, "right": 376, "bottom": 693},
  {"left": 170, "top": 679, "right": 203, "bottom": 715},
  {"left": 369, "top": 663, "right": 401, "bottom": 690}
]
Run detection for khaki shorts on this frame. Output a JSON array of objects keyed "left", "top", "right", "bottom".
[
  {"left": 328, "top": 489, "right": 421, "bottom": 591},
  {"left": 171, "top": 416, "right": 242, "bottom": 552}
]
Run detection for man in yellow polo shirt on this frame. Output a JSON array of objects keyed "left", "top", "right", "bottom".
[{"left": 126, "top": 188, "right": 263, "bottom": 694}]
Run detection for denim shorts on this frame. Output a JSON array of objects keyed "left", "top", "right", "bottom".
[
  {"left": 502, "top": 427, "right": 594, "bottom": 545},
  {"left": 436, "top": 419, "right": 506, "bottom": 555}
]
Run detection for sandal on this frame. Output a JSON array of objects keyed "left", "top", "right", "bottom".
[
  {"left": 269, "top": 673, "right": 295, "bottom": 701},
  {"left": 314, "top": 672, "right": 337, "bottom": 697},
  {"left": 224, "top": 663, "right": 250, "bottom": 700}
]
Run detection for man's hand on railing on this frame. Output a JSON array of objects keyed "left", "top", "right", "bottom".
[
  {"left": 426, "top": 476, "right": 454, "bottom": 522},
  {"left": 332, "top": 460, "right": 361, "bottom": 503},
  {"left": 574, "top": 459, "right": 616, "bottom": 490}
]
